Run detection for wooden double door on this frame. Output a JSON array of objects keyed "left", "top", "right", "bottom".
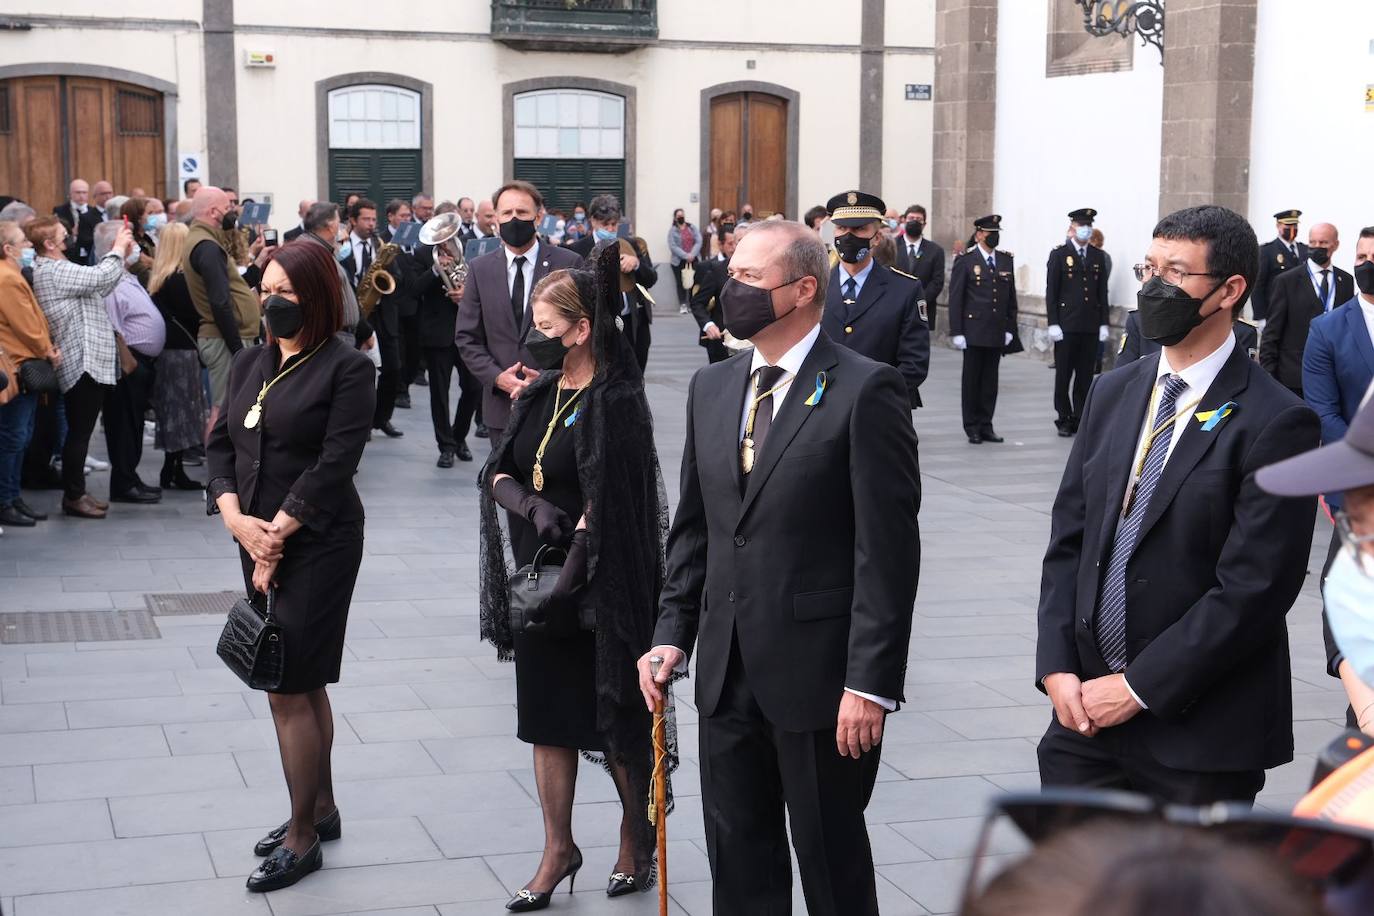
[
  {"left": 0, "top": 75, "right": 167, "bottom": 214},
  {"left": 709, "top": 91, "right": 788, "bottom": 218}
]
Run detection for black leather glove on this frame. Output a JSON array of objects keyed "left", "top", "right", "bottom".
[
  {"left": 492, "top": 477, "right": 574, "bottom": 546},
  {"left": 528, "top": 529, "right": 588, "bottom": 639}
]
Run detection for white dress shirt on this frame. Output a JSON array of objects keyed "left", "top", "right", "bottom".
[
  {"left": 1121, "top": 331, "right": 1236, "bottom": 709},
  {"left": 349, "top": 231, "right": 373, "bottom": 277},
  {"left": 1307, "top": 257, "right": 1336, "bottom": 312},
  {"left": 505, "top": 239, "right": 540, "bottom": 316},
  {"left": 836, "top": 257, "right": 876, "bottom": 302}
]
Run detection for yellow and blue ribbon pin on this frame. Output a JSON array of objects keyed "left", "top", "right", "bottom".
[
  {"left": 1195, "top": 401, "right": 1237, "bottom": 432},
  {"left": 564, "top": 404, "right": 583, "bottom": 428},
  {"left": 804, "top": 371, "right": 828, "bottom": 407}
]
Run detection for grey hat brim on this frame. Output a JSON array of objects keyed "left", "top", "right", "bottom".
[{"left": 1256, "top": 439, "right": 1374, "bottom": 498}]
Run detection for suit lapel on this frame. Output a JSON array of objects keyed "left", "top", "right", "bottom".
[
  {"left": 846, "top": 265, "right": 888, "bottom": 325},
  {"left": 739, "top": 333, "right": 841, "bottom": 518},
  {"left": 1134, "top": 346, "right": 1252, "bottom": 546},
  {"left": 711, "top": 353, "right": 754, "bottom": 501},
  {"left": 822, "top": 266, "right": 844, "bottom": 335},
  {"left": 520, "top": 251, "right": 554, "bottom": 338},
  {"left": 1097, "top": 358, "right": 1158, "bottom": 554},
  {"left": 1347, "top": 303, "right": 1374, "bottom": 376}
]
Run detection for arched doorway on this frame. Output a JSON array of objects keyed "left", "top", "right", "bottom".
[
  {"left": 700, "top": 83, "right": 798, "bottom": 222},
  {"left": 0, "top": 73, "right": 169, "bottom": 213},
  {"left": 325, "top": 83, "right": 424, "bottom": 207}
]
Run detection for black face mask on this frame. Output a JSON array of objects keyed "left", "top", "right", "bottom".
[
  {"left": 741, "top": 211, "right": 753, "bottom": 221},
  {"left": 674, "top": 216, "right": 685, "bottom": 226},
  {"left": 1356, "top": 261, "right": 1374, "bottom": 296},
  {"left": 834, "top": 231, "right": 874, "bottom": 264},
  {"left": 263, "top": 295, "right": 304, "bottom": 340},
  {"left": 719, "top": 276, "right": 800, "bottom": 340},
  {"left": 1280, "top": 225, "right": 1297, "bottom": 242},
  {"left": 220, "top": 212, "right": 238, "bottom": 231},
  {"left": 1309, "top": 246, "right": 1331, "bottom": 267},
  {"left": 1137, "top": 276, "right": 1226, "bottom": 347},
  {"left": 982, "top": 231, "right": 1000, "bottom": 250},
  {"left": 905, "top": 220, "right": 924, "bottom": 239},
  {"left": 524, "top": 326, "right": 573, "bottom": 370},
  {"left": 500, "top": 217, "right": 537, "bottom": 248}
]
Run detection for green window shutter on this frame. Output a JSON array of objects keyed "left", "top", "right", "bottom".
[{"left": 514, "top": 159, "right": 625, "bottom": 215}]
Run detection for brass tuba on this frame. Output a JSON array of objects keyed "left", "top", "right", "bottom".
[
  {"left": 356, "top": 240, "right": 398, "bottom": 318},
  {"left": 418, "top": 212, "right": 468, "bottom": 293}
]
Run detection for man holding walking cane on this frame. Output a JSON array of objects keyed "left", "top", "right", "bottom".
[{"left": 637, "top": 219, "right": 922, "bottom": 916}]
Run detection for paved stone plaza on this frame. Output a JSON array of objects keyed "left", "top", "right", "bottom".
[{"left": 0, "top": 315, "right": 1346, "bottom": 915}]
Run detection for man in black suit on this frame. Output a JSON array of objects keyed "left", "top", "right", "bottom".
[
  {"left": 454, "top": 181, "right": 583, "bottom": 442},
  {"left": 380, "top": 199, "right": 424, "bottom": 409},
  {"left": 1252, "top": 208, "right": 1308, "bottom": 323},
  {"left": 340, "top": 198, "right": 406, "bottom": 438},
  {"left": 52, "top": 179, "right": 102, "bottom": 264},
  {"left": 411, "top": 243, "right": 480, "bottom": 467},
  {"left": 688, "top": 223, "right": 736, "bottom": 364},
  {"left": 565, "top": 194, "right": 657, "bottom": 372},
  {"left": 283, "top": 199, "right": 312, "bottom": 242},
  {"left": 1258, "top": 222, "right": 1353, "bottom": 397},
  {"left": 639, "top": 219, "right": 920, "bottom": 916},
  {"left": 1046, "top": 207, "right": 1110, "bottom": 436},
  {"left": 893, "top": 204, "right": 945, "bottom": 327},
  {"left": 948, "top": 214, "right": 1018, "bottom": 443},
  {"left": 1036, "top": 204, "right": 1320, "bottom": 805},
  {"left": 821, "top": 190, "right": 930, "bottom": 409}
]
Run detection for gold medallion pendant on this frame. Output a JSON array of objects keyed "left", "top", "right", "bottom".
[
  {"left": 532, "top": 463, "right": 546, "bottom": 492},
  {"left": 740, "top": 437, "right": 756, "bottom": 475},
  {"left": 244, "top": 404, "right": 262, "bottom": 429}
]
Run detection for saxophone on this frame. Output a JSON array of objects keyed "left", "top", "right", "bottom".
[{"left": 356, "top": 241, "right": 398, "bottom": 318}]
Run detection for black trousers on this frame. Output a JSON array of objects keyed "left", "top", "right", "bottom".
[
  {"left": 703, "top": 339, "right": 731, "bottom": 364},
  {"left": 700, "top": 638, "right": 882, "bottom": 916},
  {"left": 62, "top": 373, "right": 109, "bottom": 500},
  {"left": 960, "top": 345, "right": 1002, "bottom": 436},
  {"left": 671, "top": 263, "right": 691, "bottom": 307},
  {"left": 1038, "top": 716, "right": 1265, "bottom": 805},
  {"left": 623, "top": 307, "right": 651, "bottom": 373},
  {"left": 1053, "top": 332, "right": 1097, "bottom": 429},
  {"left": 423, "top": 345, "right": 481, "bottom": 453},
  {"left": 400, "top": 312, "right": 422, "bottom": 384},
  {"left": 103, "top": 351, "right": 156, "bottom": 494},
  {"left": 372, "top": 322, "right": 402, "bottom": 429}
]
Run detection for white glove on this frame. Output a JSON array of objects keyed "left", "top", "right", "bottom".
[
  {"left": 1099, "top": 325, "right": 1109, "bottom": 343},
  {"left": 1004, "top": 332, "right": 1014, "bottom": 346},
  {"left": 1047, "top": 324, "right": 1064, "bottom": 342},
  {"left": 952, "top": 335, "right": 967, "bottom": 350}
]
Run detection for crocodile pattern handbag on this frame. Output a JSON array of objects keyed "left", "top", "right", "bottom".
[{"left": 216, "top": 589, "right": 284, "bottom": 690}]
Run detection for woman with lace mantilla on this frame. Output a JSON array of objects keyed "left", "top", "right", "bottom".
[{"left": 479, "top": 243, "right": 675, "bottom": 911}]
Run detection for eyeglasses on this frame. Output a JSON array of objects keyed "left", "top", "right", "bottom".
[
  {"left": 1335, "top": 511, "right": 1374, "bottom": 577},
  {"left": 1132, "top": 263, "right": 1223, "bottom": 286}
]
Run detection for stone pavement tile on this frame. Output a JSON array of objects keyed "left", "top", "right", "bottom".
[
  {"left": 423, "top": 735, "right": 534, "bottom": 773},
  {"left": 234, "top": 741, "right": 442, "bottom": 787},
  {"left": 373, "top": 616, "right": 477, "bottom": 638},
  {"left": 10, "top": 876, "right": 271, "bottom": 916},
  {"left": 0, "top": 590, "right": 117, "bottom": 612},
  {"left": 428, "top": 704, "right": 518, "bottom": 739},
  {"left": 0, "top": 702, "right": 66, "bottom": 734},
  {"left": 60, "top": 573, "right": 184, "bottom": 593},
  {"left": 1292, "top": 689, "right": 1351, "bottom": 721},
  {"left": 1263, "top": 755, "right": 1320, "bottom": 796},
  {"left": 343, "top": 600, "right": 427, "bottom": 620},
  {"left": 109, "top": 785, "right": 290, "bottom": 836},
  {"left": 262, "top": 858, "right": 507, "bottom": 916},
  {"left": 63, "top": 693, "right": 253, "bottom": 729},
  {"left": 890, "top": 815, "right": 1029, "bottom": 861},
  {"left": 909, "top": 635, "right": 1036, "bottom": 660},
  {"left": 242, "top": 684, "right": 428, "bottom": 718},
  {"left": 1295, "top": 717, "right": 1352, "bottom": 754},
  {"left": 880, "top": 855, "right": 1017, "bottom": 915},
  {"left": 203, "top": 815, "right": 443, "bottom": 878},
  {"left": 882, "top": 712, "right": 968, "bottom": 745},
  {"left": 868, "top": 822, "right": 934, "bottom": 866},
  {"left": 508, "top": 759, "right": 622, "bottom": 807},
  {"left": 0, "top": 798, "right": 113, "bottom": 847},
  {"left": 410, "top": 598, "right": 477, "bottom": 618},
  {"left": 925, "top": 705, "right": 1052, "bottom": 740},
  {"left": 0, "top": 766, "right": 34, "bottom": 806},
  {"left": 2, "top": 670, "right": 183, "bottom": 704},
  {"left": 336, "top": 657, "right": 486, "bottom": 686},
  {"left": 865, "top": 776, "right": 1003, "bottom": 824},
  {"left": 980, "top": 771, "right": 1040, "bottom": 792},
  {"left": 422, "top": 799, "right": 633, "bottom": 859},
  {"left": 902, "top": 656, "right": 1036, "bottom": 686},
  {"left": 348, "top": 636, "right": 491, "bottom": 661},
  {"left": 412, "top": 679, "right": 517, "bottom": 709},
  {"left": 335, "top": 771, "right": 535, "bottom": 821},
  {"left": 35, "top": 752, "right": 244, "bottom": 801},
  {"left": 0, "top": 723, "right": 168, "bottom": 767},
  {"left": 881, "top": 739, "right": 1042, "bottom": 781},
  {"left": 164, "top": 715, "right": 359, "bottom": 755},
  {"left": 345, "top": 709, "right": 456, "bottom": 743},
  {"left": 335, "top": 910, "right": 439, "bottom": 916},
  {"left": 0, "top": 833, "right": 216, "bottom": 897},
  {"left": 900, "top": 681, "right": 1026, "bottom": 712},
  {"left": 22, "top": 646, "right": 196, "bottom": 677},
  {"left": 978, "top": 676, "right": 1044, "bottom": 706},
  {"left": 911, "top": 614, "right": 1037, "bottom": 638},
  {"left": 0, "top": 655, "right": 26, "bottom": 679},
  {"left": 174, "top": 666, "right": 260, "bottom": 695},
  {"left": 663, "top": 875, "right": 924, "bottom": 916}
]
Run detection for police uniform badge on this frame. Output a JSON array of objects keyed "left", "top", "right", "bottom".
[
  {"left": 1277, "top": 252, "right": 1285, "bottom": 265},
  {"left": 847, "top": 192, "right": 858, "bottom": 205},
  {"left": 973, "top": 263, "right": 982, "bottom": 278},
  {"left": 1066, "top": 255, "right": 1074, "bottom": 267}
]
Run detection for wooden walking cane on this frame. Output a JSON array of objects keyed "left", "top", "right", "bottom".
[{"left": 648, "top": 655, "right": 669, "bottom": 916}]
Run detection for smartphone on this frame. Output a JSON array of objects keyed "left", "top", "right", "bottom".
[{"left": 263, "top": 228, "right": 279, "bottom": 246}]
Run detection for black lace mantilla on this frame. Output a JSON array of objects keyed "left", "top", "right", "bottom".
[{"left": 477, "top": 243, "right": 679, "bottom": 884}]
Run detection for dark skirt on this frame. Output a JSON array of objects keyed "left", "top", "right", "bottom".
[
  {"left": 238, "top": 521, "right": 363, "bottom": 694},
  {"left": 154, "top": 348, "right": 207, "bottom": 453},
  {"left": 514, "top": 628, "right": 604, "bottom": 751}
]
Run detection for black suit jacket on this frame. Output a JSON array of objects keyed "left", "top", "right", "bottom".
[
  {"left": 453, "top": 241, "right": 584, "bottom": 430},
  {"left": 52, "top": 203, "right": 102, "bottom": 264},
  {"left": 1036, "top": 345, "right": 1319, "bottom": 772},
  {"left": 1045, "top": 242, "right": 1109, "bottom": 333},
  {"left": 689, "top": 254, "right": 728, "bottom": 342},
  {"left": 821, "top": 263, "right": 930, "bottom": 408},
  {"left": 894, "top": 236, "right": 945, "bottom": 317},
  {"left": 284, "top": 224, "right": 306, "bottom": 243},
  {"left": 653, "top": 331, "right": 922, "bottom": 732},
  {"left": 948, "top": 248, "right": 1018, "bottom": 349},
  {"left": 1253, "top": 238, "right": 1309, "bottom": 322},
  {"left": 1258, "top": 263, "right": 1354, "bottom": 391},
  {"left": 567, "top": 234, "right": 658, "bottom": 322},
  {"left": 409, "top": 244, "right": 459, "bottom": 349}
]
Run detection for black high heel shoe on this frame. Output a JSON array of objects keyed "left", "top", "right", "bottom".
[
  {"left": 606, "top": 871, "right": 640, "bottom": 897},
  {"left": 254, "top": 807, "right": 341, "bottom": 856},
  {"left": 506, "top": 846, "right": 583, "bottom": 912}
]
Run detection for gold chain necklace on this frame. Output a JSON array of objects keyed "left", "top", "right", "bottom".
[
  {"left": 532, "top": 381, "right": 589, "bottom": 491},
  {"left": 740, "top": 373, "right": 790, "bottom": 475},
  {"left": 244, "top": 343, "right": 326, "bottom": 430}
]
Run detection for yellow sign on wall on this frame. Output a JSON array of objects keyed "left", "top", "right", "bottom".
[{"left": 1367, "top": 84, "right": 1374, "bottom": 112}]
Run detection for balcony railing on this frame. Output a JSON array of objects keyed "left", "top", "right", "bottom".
[{"left": 491, "top": 0, "right": 658, "bottom": 53}]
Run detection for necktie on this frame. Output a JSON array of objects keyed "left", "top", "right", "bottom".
[
  {"left": 360, "top": 240, "right": 372, "bottom": 274},
  {"left": 1320, "top": 269, "right": 1331, "bottom": 311},
  {"left": 742, "top": 365, "right": 787, "bottom": 484},
  {"left": 908, "top": 243, "right": 918, "bottom": 263},
  {"left": 987, "top": 255, "right": 996, "bottom": 271},
  {"left": 511, "top": 255, "right": 527, "bottom": 328},
  {"left": 1097, "top": 374, "right": 1190, "bottom": 672}
]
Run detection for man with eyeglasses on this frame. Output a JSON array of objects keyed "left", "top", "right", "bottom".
[
  {"left": 1036, "top": 204, "right": 1320, "bottom": 805},
  {"left": 1116, "top": 261, "right": 1260, "bottom": 367}
]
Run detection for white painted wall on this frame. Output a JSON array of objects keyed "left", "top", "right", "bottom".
[
  {"left": 659, "top": 0, "right": 862, "bottom": 45},
  {"left": 993, "top": 0, "right": 1163, "bottom": 308},
  {"left": 0, "top": 0, "right": 200, "bottom": 18},
  {"left": 885, "top": 0, "right": 937, "bottom": 48},
  {"left": 882, "top": 52, "right": 936, "bottom": 214},
  {"left": 1249, "top": 0, "right": 1374, "bottom": 271}
]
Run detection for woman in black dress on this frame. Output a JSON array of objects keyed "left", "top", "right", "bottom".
[
  {"left": 479, "top": 244, "right": 676, "bottom": 911},
  {"left": 146, "top": 221, "right": 208, "bottom": 489},
  {"left": 207, "top": 239, "right": 376, "bottom": 893}
]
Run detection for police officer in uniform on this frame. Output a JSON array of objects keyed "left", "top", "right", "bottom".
[
  {"left": 820, "top": 191, "right": 931, "bottom": 409},
  {"left": 1045, "top": 208, "right": 1109, "bottom": 436},
  {"left": 949, "top": 214, "right": 1017, "bottom": 443},
  {"left": 1253, "top": 208, "right": 1308, "bottom": 324}
]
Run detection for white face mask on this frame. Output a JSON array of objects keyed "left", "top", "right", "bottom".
[{"left": 1324, "top": 548, "right": 1374, "bottom": 686}]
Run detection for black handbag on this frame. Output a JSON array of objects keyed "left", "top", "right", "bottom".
[
  {"left": 18, "top": 358, "right": 59, "bottom": 395},
  {"left": 216, "top": 589, "right": 285, "bottom": 690},
  {"left": 508, "top": 545, "right": 595, "bottom": 633}
]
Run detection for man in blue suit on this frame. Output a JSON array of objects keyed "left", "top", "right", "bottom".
[{"left": 1300, "top": 225, "right": 1374, "bottom": 711}]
